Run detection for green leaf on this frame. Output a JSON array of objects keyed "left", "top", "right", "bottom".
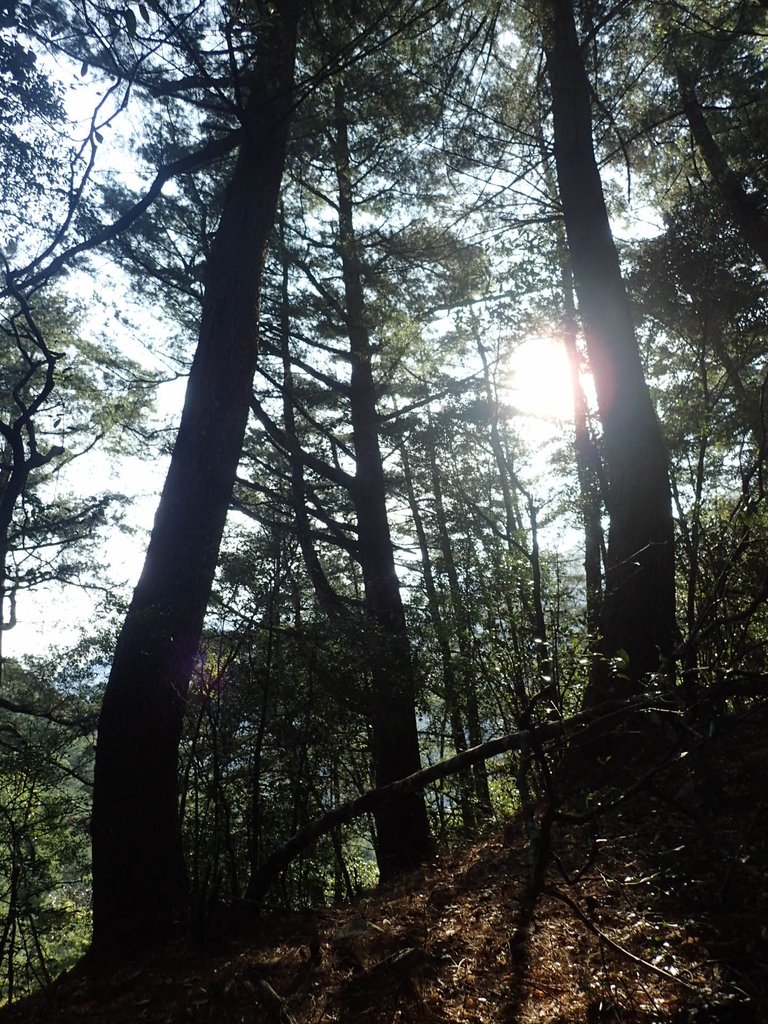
[
  {"left": 138, "top": 4, "right": 150, "bottom": 23},
  {"left": 80, "top": 61, "right": 89, "bottom": 77}
]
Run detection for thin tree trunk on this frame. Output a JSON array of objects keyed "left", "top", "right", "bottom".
[
  {"left": 423, "top": 426, "right": 493, "bottom": 817},
  {"left": 670, "top": 449, "right": 705, "bottom": 702},
  {"left": 276, "top": 210, "right": 351, "bottom": 618},
  {"left": 90, "top": 4, "right": 301, "bottom": 957},
  {"left": 542, "top": 0, "right": 676, "bottom": 692},
  {"left": 244, "top": 573, "right": 279, "bottom": 900},
  {"left": 400, "top": 442, "right": 478, "bottom": 832},
  {"left": 332, "top": 81, "right": 431, "bottom": 877}
]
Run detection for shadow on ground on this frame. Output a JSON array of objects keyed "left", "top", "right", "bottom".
[{"left": 1, "top": 706, "right": 765, "bottom": 1023}]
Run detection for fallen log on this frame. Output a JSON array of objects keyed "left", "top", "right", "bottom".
[{"left": 246, "top": 695, "right": 673, "bottom": 900}]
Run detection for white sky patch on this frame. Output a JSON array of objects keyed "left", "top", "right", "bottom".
[
  {"left": 3, "top": 272, "right": 188, "bottom": 659},
  {"left": 3, "top": 446, "right": 172, "bottom": 660},
  {"left": 2, "top": 39, "right": 194, "bottom": 659},
  {"left": 501, "top": 333, "right": 598, "bottom": 554}
]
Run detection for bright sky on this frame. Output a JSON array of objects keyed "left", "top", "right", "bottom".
[
  {"left": 3, "top": 42, "right": 599, "bottom": 662},
  {"left": 3, "top": 398, "right": 178, "bottom": 660},
  {"left": 3, "top": 265, "right": 188, "bottom": 660},
  {"left": 506, "top": 335, "right": 577, "bottom": 430}
]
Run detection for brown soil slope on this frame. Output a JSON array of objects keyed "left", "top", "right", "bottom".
[{"left": 2, "top": 706, "right": 765, "bottom": 1023}]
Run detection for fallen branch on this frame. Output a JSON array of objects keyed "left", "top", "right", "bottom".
[
  {"left": 546, "top": 886, "right": 699, "bottom": 991},
  {"left": 248, "top": 978, "right": 297, "bottom": 1024},
  {"left": 246, "top": 696, "right": 673, "bottom": 900}
]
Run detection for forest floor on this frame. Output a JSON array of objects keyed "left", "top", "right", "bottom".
[{"left": 3, "top": 704, "right": 767, "bottom": 1024}]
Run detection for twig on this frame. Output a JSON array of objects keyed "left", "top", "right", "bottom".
[{"left": 546, "top": 886, "right": 699, "bottom": 991}]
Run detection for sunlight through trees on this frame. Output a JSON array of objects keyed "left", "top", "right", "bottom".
[{"left": 0, "top": 0, "right": 766, "bottom": 1008}]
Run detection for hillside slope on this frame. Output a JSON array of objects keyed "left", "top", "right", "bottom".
[{"left": 2, "top": 707, "right": 765, "bottom": 1023}]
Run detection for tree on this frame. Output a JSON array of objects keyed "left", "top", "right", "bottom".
[
  {"left": 235, "top": 8, "right": 501, "bottom": 872},
  {"left": 0, "top": 652, "right": 98, "bottom": 1001},
  {"left": 0, "top": 287, "right": 151, "bottom": 674},
  {"left": 628, "top": 182, "right": 768, "bottom": 697},
  {"left": 90, "top": 0, "right": 303, "bottom": 956},
  {"left": 81, "top": 0, "right": 488, "bottom": 933},
  {"left": 4, "top": 0, "right": 766, "bottom": 979},
  {"left": 668, "top": 1, "right": 768, "bottom": 270},
  {"left": 539, "top": 0, "right": 677, "bottom": 692},
  {"left": 0, "top": 0, "right": 66, "bottom": 248},
  {"left": 329, "top": 77, "right": 432, "bottom": 875}
]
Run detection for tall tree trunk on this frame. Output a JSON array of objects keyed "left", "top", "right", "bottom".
[
  {"left": 538, "top": 131, "right": 605, "bottom": 641},
  {"left": 244, "top": 546, "right": 281, "bottom": 901},
  {"left": 670, "top": 440, "right": 706, "bottom": 702},
  {"left": 541, "top": 0, "right": 677, "bottom": 693},
  {"left": 332, "top": 82, "right": 431, "bottom": 877},
  {"left": 276, "top": 210, "right": 350, "bottom": 619},
  {"left": 90, "top": 4, "right": 301, "bottom": 957}
]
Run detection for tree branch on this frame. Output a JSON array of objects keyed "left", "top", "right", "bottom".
[
  {"left": 246, "top": 696, "right": 671, "bottom": 899},
  {"left": 0, "top": 695, "right": 97, "bottom": 731},
  {"left": 5, "top": 131, "right": 242, "bottom": 295}
]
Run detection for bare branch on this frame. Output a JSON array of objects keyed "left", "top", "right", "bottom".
[{"left": 246, "top": 697, "right": 674, "bottom": 899}]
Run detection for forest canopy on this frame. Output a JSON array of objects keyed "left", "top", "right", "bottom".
[{"left": 0, "top": 0, "right": 766, "bottom": 1009}]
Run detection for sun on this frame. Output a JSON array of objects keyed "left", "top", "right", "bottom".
[{"left": 505, "top": 335, "right": 579, "bottom": 428}]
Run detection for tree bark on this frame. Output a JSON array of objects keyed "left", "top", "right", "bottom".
[
  {"left": 541, "top": 0, "right": 677, "bottom": 691},
  {"left": 332, "top": 81, "right": 432, "bottom": 876},
  {"left": 276, "top": 210, "right": 351, "bottom": 620},
  {"left": 90, "top": 2, "right": 301, "bottom": 957}
]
